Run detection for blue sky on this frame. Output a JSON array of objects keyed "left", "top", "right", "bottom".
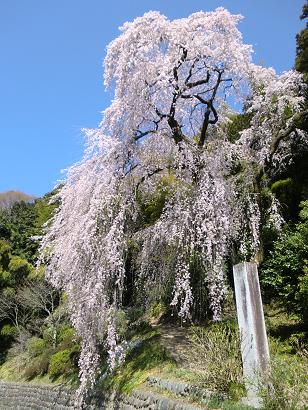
[{"left": 0, "top": 0, "right": 304, "bottom": 197}]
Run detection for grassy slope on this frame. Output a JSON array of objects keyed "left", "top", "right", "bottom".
[{"left": 0, "top": 308, "right": 307, "bottom": 409}]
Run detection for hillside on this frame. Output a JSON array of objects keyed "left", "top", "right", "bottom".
[{"left": 0, "top": 191, "right": 36, "bottom": 209}]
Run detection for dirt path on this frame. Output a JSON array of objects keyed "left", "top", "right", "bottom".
[{"left": 156, "top": 324, "right": 193, "bottom": 367}]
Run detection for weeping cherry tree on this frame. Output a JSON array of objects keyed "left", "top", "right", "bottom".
[{"left": 39, "top": 8, "right": 307, "bottom": 404}]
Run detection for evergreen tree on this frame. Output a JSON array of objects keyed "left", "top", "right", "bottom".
[{"left": 295, "top": 2, "right": 308, "bottom": 77}]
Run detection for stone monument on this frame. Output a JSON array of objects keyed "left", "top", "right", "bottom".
[{"left": 233, "top": 262, "right": 270, "bottom": 408}]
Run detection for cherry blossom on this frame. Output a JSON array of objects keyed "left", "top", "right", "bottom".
[{"left": 39, "top": 8, "right": 307, "bottom": 406}]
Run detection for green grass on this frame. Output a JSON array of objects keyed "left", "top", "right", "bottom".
[
  {"left": 0, "top": 354, "right": 55, "bottom": 384},
  {"left": 101, "top": 325, "right": 173, "bottom": 394},
  {"left": 206, "top": 397, "right": 254, "bottom": 410},
  {"left": 1, "top": 308, "right": 306, "bottom": 409},
  {"left": 154, "top": 363, "right": 201, "bottom": 384},
  {"left": 0, "top": 353, "right": 78, "bottom": 386},
  {"left": 99, "top": 322, "right": 256, "bottom": 409},
  {"left": 0, "top": 354, "right": 27, "bottom": 382},
  {"left": 260, "top": 304, "right": 308, "bottom": 409}
]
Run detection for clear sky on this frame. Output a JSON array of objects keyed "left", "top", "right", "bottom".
[{"left": 0, "top": 0, "right": 305, "bottom": 197}]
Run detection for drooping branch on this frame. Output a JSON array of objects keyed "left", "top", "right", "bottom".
[
  {"left": 253, "top": 109, "right": 308, "bottom": 189},
  {"left": 134, "top": 109, "right": 168, "bottom": 141}
]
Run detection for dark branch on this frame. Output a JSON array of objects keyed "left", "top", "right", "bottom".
[
  {"left": 185, "top": 71, "right": 210, "bottom": 89},
  {"left": 134, "top": 108, "right": 169, "bottom": 141},
  {"left": 185, "top": 58, "right": 200, "bottom": 84},
  {"left": 136, "top": 167, "right": 165, "bottom": 191},
  {"left": 198, "top": 70, "right": 224, "bottom": 147},
  {"left": 173, "top": 46, "right": 188, "bottom": 86},
  {"left": 124, "top": 163, "right": 138, "bottom": 176},
  {"left": 134, "top": 129, "right": 156, "bottom": 141},
  {"left": 208, "top": 105, "right": 218, "bottom": 125}
]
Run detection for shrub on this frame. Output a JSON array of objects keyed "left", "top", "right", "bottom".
[
  {"left": 27, "top": 337, "right": 46, "bottom": 358},
  {"left": 8, "top": 256, "right": 33, "bottom": 283},
  {"left": 48, "top": 348, "right": 77, "bottom": 378},
  {"left": 7, "top": 329, "right": 32, "bottom": 357},
  {"left": 57, "top": 325, "right": 79, "bottom": 350},
  {"left": 260, "top": 353, "right": 308, "bottom": 409},
  {"left": 298, "top": 262, "right": 308, "bottom": 320},
  {"left": 24, "top": 354, "right": 50, "bottom": 380},
  {"left": 261, "top": 200, "right": 308, "bottom": 321},
  {"left": 150, "top": 302, "right": 166, "bottom": 319},
  {"left": 0, "top": 240, "right": 11, "bottom": 271},
  {"left": 125, "top": 306, "right": 145, "bottom": 324},
  {"left": 186, "top": 323, "right": 244, "bottom": 398},
  {"left": 0, "top": 270, "right": 14, "bottom": 287},
  {"left": 58, "top": 325, "right": 75, "bottom": 343},
  {"left": 1, "top": 286, "right": 15, "bottom": 297},
  {"left": 0, "top": 324, "right": 18, "bottom": 337},
  {"left": 42, "top": 326, "right": 58, "bottom": 346}
]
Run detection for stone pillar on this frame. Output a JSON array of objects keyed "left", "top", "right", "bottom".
[{"left": 233, "top": 262, "right": 270, "bottom": 408}]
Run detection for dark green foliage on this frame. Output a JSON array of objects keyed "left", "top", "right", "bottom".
[
  {"left": 0, "top": 240, "right": 33, "bottom": 290},
  {"left": 57, "top": 325, "right": 76, "bottom": 345},
  {"left": 34, "top": 191, "right": 58, "bottom": 233},
  {"left": 6, "top": 202, "right": 39, "bottom": 262},
  {"left": 0, "top": 213, "right": 11, "bottom": 240},
  {"left": 0, "top": 190, "right": 67, "bottom": 372},
  {"left": 0, "top": 190, "right": 58, "bottom": 263},
  {"left": 8, "top": 256, "right": 33, "bottom": 284},
  {"left": 136, "top": 175, "right": 177, "bottom": 227},
  {"left": 27, "top": 337, "right": 46, "bottom": 358},
  {"left": 269, "top": 177, "right": 297, "bottom": 222},
  {"left": 0, "top": 324, "right": 18, "bottom": 337},
  {"left": 296, "top": 2, "right": 308, "bottom": 78},
  {"left": 271, "top": 177, "right": 293, "bottom": 196},
  {"left": 0, "top": 240, "right": 11, "bottom": 271},
  {"left": 224, "top": 112, "right": 252, "bottom": 143},
  {"left": 189, "top": 251, "right": 211, "bottom": 321},
  {"left": 23, "top": 327, "right": 79, "bottom": 380},
  {"left": 261, "top": 200, "right": 308, "bottom": 321},
  {"left": 267, "top": 151, "right": 308, "bottom": 223}
]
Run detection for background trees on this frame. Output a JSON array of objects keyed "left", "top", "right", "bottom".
[
  {"left": 0, "top": 192, "right": 79, "bottom": 383},
  {"left": 296, "top": 2, "right": 308, "bottom": 79}
]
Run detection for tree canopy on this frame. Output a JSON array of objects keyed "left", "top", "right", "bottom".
[{"left": 296, "top": 1, "right": 308, "bottom": 77}]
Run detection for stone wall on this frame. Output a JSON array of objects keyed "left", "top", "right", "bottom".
[
  {"left": 0, "top": 381, "right": 205, "bottom": 409},
  {"left": 0, "top": 382, "right": 75, "bottom": 409}
]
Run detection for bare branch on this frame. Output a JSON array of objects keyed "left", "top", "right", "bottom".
[
  {"left": 184, "top": 58, "right": 200, "bottom": 84},
  {"left": 185, "top": 71, "right": 211, "bottom": 89}
]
